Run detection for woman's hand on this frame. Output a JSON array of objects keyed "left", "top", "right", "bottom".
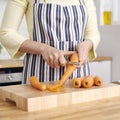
[
  {"left": 41, "top": 44, "right": 75, "bottom": 68},
  {"left": 19, "top": 40, "right": 75, "bottom": 68},
  {"left": 76, "top": 40, "right": 93, "bottom": 67}
]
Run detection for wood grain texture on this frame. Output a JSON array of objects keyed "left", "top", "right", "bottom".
[
  {"left": 0, "top": 60, "right": 23, "bottom": 68},
  {"left": 0, "top": 96, "right": 120, "bottom": 120},
  {"left": 92, "top": 56, "right": 112, "bottom": 62},
  {"left": 0, "top": 83, "right": 120, "bottom": 112}
]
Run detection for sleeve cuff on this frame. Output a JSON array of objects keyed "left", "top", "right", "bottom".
[{"left": 0, "top": 31, "right": 27, "bottom": 59}]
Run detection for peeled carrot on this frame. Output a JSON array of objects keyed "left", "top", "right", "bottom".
[
  {"left": 59, "top": 52, "right": 79, "bottom": 85},
  {"left": 71, "top": 77, "right": 83, "bottom": 88},
  {"left": 81, "top": 75, "right": 94, "bottom": 88},
  {"left": 46, "top": 52, "right": 79, "bottom": 92},
  {"left": 94, "top": 76, "right": 103, "bottom": 86},
  {"left": 30, "top": 76, "right": 46, "bottom": 91}
]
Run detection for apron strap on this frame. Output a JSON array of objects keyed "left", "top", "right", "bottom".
[
  {"left": 35, "top": 0, "right": 46, "bottom": 4},
  {"left": 79, "top": 0, "right": 82, "bottom": 5},
  {"left": 35, "top": 0, "right": 37, "bottom": 3},
  {"left": 35, "top": 0, "right": 82, "bottom": 4}
]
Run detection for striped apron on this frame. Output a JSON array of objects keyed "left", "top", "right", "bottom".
[{"left": 22, "top": 0, "right": 90, "bottom": 84}]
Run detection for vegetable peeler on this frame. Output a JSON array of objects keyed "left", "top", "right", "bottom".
[{"left": 67, "top": 62, "right": 80, "bottom": 65}]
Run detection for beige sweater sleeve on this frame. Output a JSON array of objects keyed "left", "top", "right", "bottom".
[
  {"left": 84, "top": 0, "right": 100, "bottom": 60},
  {"left": 0, "top": 0, "right": 100, "bottom": 60},
  {"left": 0, "top": 0, "right": 28, "bottom": 59}
]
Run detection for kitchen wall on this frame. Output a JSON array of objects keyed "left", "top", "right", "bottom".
[
  {"left": 98, "top": 26, "right": 120, "bottom": 82},
  {"left": 0, "top": 0, "right": 9, "bottom": 59},
  {"left": 0, "top": 0, "right": 120, "bottom": 82}
]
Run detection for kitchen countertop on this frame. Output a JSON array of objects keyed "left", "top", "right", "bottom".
[
  {"left": 0, "top": 96, "right": 120, "bottom": 120},
  {"left": 0, "top": 56, "right": 112, "bottom": 69},
  {"left": 0, "top": 59, "right": 23, "bottom": 69}
]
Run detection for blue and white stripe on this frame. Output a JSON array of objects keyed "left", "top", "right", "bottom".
[{"left": 22, "top": 0, "right": 90, "bottom": 84}]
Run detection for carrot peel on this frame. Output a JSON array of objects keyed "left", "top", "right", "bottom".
[{"left": 30, "top": 76, "right": 46, "bottom": 91}]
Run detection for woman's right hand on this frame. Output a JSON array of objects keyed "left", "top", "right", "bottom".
[
  {"left": 41, "top": 44, "right": 75, "bottom": 68},
  {"left": 19, "top": 40, "right": 75, "bottom": 68}
]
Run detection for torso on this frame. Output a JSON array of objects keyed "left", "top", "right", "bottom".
[
  {"left": 25, "top": 0, "right": 84, "bottom": 41},
  {"left": 23, "top": 0, "right": 90, "bottom": 84}
]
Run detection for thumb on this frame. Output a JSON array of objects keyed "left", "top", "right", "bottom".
[{"left": 62, "top": 50, "right": 75, "bottom": 56}]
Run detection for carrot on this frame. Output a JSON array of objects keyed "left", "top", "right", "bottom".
[
  {"left": 94, "top": 76, "right": 103, "bottom": 86},
  {"left": 71, "top": 77, "right": 82, "bottom": 88},
  {"left": 46, "top": 52, "right": 79, "bottom": 92},
  {"left": 30, "top": 76, "right": 46, "bottom": 91},
  {"left": 81, "top": 75, "right": 94, "bottom": 88},
  {"left": 59, "top": 52, "right": 79, "bottom": 85}
]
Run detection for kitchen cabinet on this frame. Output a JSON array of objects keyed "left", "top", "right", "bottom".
[
  {"left": 90, "top": 57, "right": 112, "bottom": 83},
  {"left": 0, "top": 60, "right": 23, "bottom": 86}
]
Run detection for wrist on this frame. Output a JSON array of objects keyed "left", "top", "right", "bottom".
[
  {"left": 38, "top": 43, "right": 45, "bottom": 54},
  {"left": 83, "top": 39, "right": 93, "bottom": 51}
]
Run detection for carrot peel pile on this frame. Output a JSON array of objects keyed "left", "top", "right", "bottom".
[{"left": 46, "top": 84, "right": 65, "bottom": 92}]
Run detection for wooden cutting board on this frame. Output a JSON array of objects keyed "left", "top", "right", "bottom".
[{"left": 0, "top": 83, "right": 120, "bottom": 112}]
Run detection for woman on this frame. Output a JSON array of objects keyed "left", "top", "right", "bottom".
[{"left": 0, "top": 0, "right": 100, "bottom": 84}]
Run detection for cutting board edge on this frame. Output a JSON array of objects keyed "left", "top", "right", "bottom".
[
  {"left": 26, "top": 84, "right": 120, "bottom": 112},
  {"left": 0, "top": 83, "right": 120, "bottom": 112}
]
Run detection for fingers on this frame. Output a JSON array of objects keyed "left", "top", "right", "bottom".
[
  {"left": 50, "top": 51, "right": 75, "bottom": 67},
  {"left": 42, "top": 45, "right": 75, "bottom": 68},
  {"left": 58, "top": 54, "right": 66, "bottom": 66},
  {"left": 48, "top": 55, "right": 54, "bottom": 67},
  {"left": 62, "top": 51, "right": 75, "bottom": 56},
  {"left": 53, "top": 53, "right": 60, "bottom": 68},
  {"left": 62, "top": 50, "right": 88, "bottom": 67},
  {"left": 48, "top": 54, "right": 60, "bottom": 68},
  {"left": 76, "top": 43, "right": 89, "bottom": 67},
  {"left": 59, "top": 51, "right": 76, "bottom": 66},
  {"left": 77, "top": 53, "right": 88, "bottom": 67}
]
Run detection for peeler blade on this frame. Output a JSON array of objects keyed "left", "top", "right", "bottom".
[{"left": 67, "top": 62, "right": 79, "bottom": 65}]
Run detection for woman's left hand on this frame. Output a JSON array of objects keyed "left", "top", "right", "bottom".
[{"left": 76, "top": 40, "right": 93, "bottom": 67}]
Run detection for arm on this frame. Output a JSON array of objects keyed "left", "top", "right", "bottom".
[
  {"left": 84, "top": 0, "right": 100, "bottom": 60},
  {"left": 19, "top": 40, "right": 75, "bottom": 68},
  {"left": 0, "top": 0, "right": 74, "bottom": 68},
  {"left": 0, "top": 0, "right": 28, "bottom": 59},
  {"left": 76, "top": 0, "right": 100, "bottom": 66},
  {"left": 0, "top": 0, "right": 46, "bottom": 58}
]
